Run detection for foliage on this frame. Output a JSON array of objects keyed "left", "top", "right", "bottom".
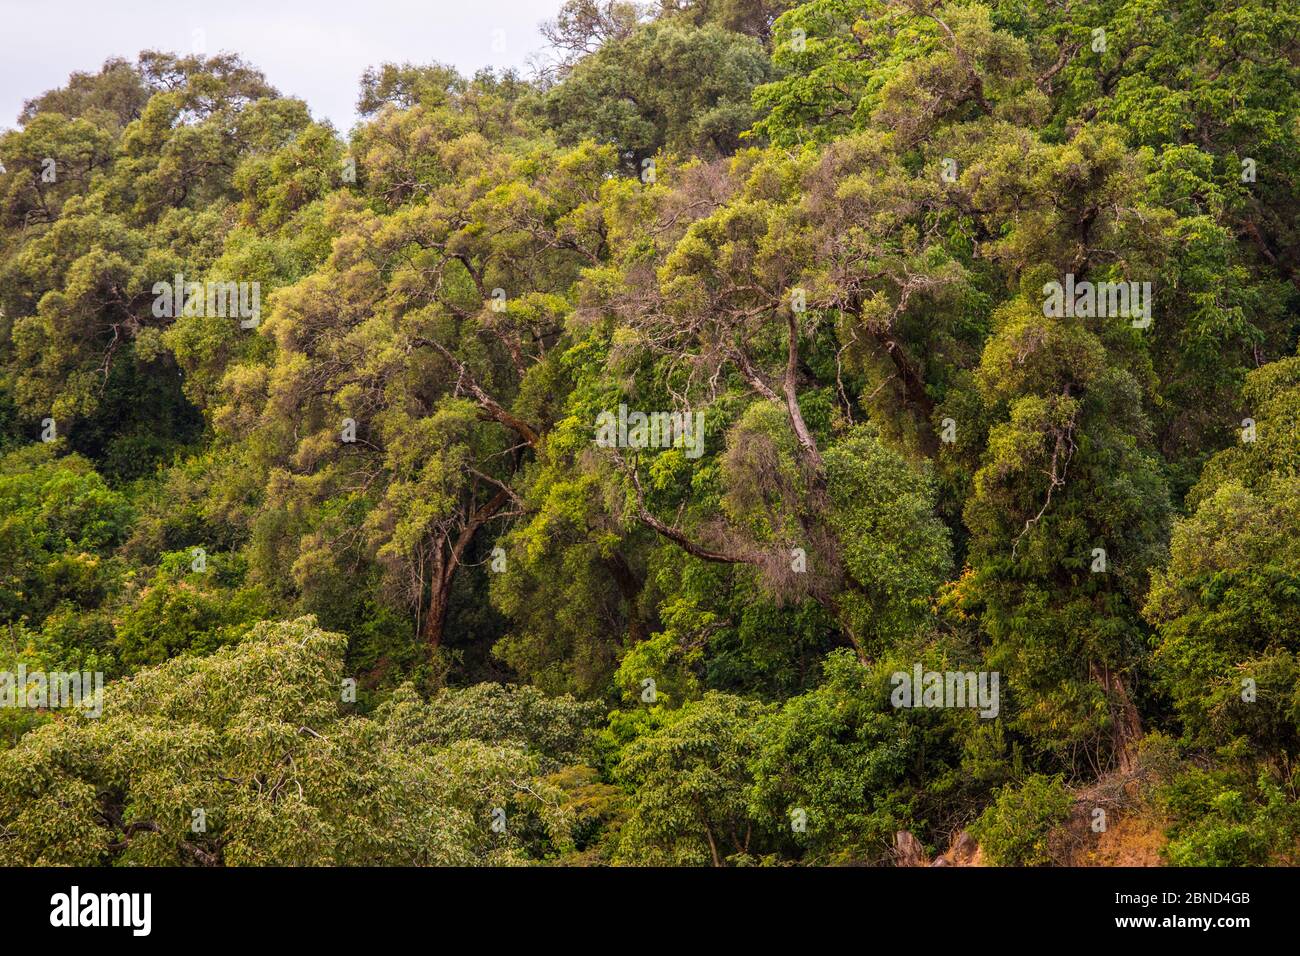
[
  {"left": 0, "top": 618, "right": 581, "bottom": 865},
  {"left": 970, "top": 773, "right": 1072, "bottom": 866},
  {"left": 1, "top": 0, "right": 1298, "bottom": 867}
]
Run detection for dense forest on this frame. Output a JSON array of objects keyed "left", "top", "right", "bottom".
[{"left": 1, "top": 0, "right": 1298, "bottom": 867}]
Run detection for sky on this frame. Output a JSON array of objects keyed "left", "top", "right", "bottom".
[{"left": 0, "top": 0, "right": 565, "bottom": 132}]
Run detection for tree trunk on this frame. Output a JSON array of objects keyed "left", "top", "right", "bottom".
[
  {"left": 704, "top": 823, "right": 722, "bottom": 868},
  {"left": 420, "top": 566, "right": 453, "bottom": 650},
  {"left": 604, "top": 552, "right": 646, "bottom": 645},
  {"left": 1091, "top": 661, "right": 1143, "bottom": 774},
  {"left": 783, "top": 311, "right": 825, "bottom": 474},
  {"left": 419, "top": 488, "right": 511, "bottom": 651}
]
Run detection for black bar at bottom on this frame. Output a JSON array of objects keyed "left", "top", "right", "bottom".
[{"left": 0, "top": 865, "right": 1285, "bottom": 942}]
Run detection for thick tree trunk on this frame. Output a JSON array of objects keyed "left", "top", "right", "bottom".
[
  {"left": 604, "top": 552, "right": 646, "bottom": 645},
  {"left": 419, "top": 488, "right": 511, "bottom": 651},
  {"left": 420, "top": 569, "right": 452, "bottom": 650},
  {"left": 1091, "top": 661, "right": 1143, "bottom": 774}
]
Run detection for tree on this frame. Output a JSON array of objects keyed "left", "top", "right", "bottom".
[
  {"left": 539, "top": 1, "right": 648, "bottom": 76},
  {"left": 614, "top": 691, "right": 771, "bottom": 864},
  {"left": 1146, "top": 355, "right": 1300, "bottom": 759},
  {"left": 217, "top": 119, "right": 617, "bottom": 653},
  {"left": 542, "top": 20, "right": 773, "bottom": 170},
  {"left": 0, "top": 617, "right": 584, "bottom": 865},
  {"left": 0, "top": 445, "right": 132, "bottom": 629},
  {"left": 0, "top": 53, "right": 310, "bottom": 478}
]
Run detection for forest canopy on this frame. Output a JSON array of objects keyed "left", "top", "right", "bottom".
[{"left": 1, "top": 0, "right": 1298, "bottom": 867}]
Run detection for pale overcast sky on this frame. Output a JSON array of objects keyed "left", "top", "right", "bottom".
[{"left": 0, "top": 0, "right": 565, "bottom": 132}]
